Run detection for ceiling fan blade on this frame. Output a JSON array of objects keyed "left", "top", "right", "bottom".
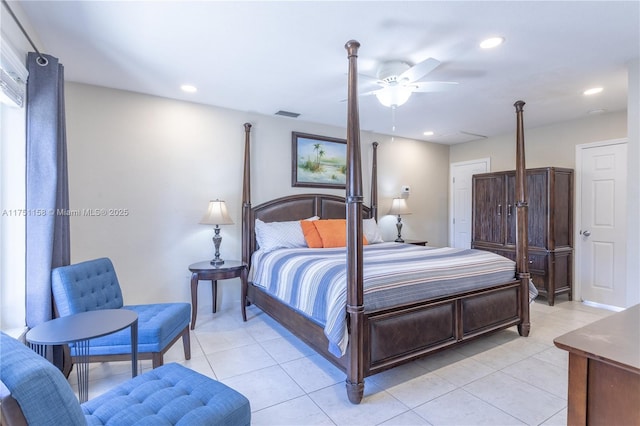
[
  {"left": 359, "top": 89, "right": 384, "bottom": 97},
  {"left": 358, "top": 73, "right": 383, "bottom": 84},
  {"left": 340, "top": 88, "right": 382, "bottom": 102},
  {"left": 408, "top": 81, "right": 458, "bottom": 92},
  {"left": 399, "top": 57, "right": 441, "bottom": 83}
]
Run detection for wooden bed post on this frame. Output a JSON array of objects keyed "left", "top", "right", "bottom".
[
  {"left": 242, "top": 122, "right": 252, "bottom": 269},
  {"left": 371, "top": 142, "right": 379, "bottom": 221},
  {"left": 344, "top": 39, "right": 365, "bottom": 404},
  {"left": 514, "top": 101, "right": 531, "bottom": 337}
]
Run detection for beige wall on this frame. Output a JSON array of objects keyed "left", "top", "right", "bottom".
[
  {"left": 450, "top": 110, "right": 627, "bottom": 171},
  {"left": 374, "top": 136, "right": 450, "bottom": 245},
  {"left": 64, "top": 83, "right": 450, "bottom": 308}
]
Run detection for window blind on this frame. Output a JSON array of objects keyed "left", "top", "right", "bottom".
[{"left": 0, "top": 38, "right": 27, "bottom": 108}]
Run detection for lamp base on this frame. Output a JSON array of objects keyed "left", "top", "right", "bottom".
[
  {"left": 395, "top": 215, "right": 404, "bottom": 243},
  {"left": 211, "top": 226, "right": 225, "bottom": 266}
]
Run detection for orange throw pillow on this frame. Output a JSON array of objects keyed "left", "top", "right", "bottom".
[
  {"left": 312, "top": 219, "right": 368, "bottom": 248},
  {"left": 300, "top": 220, "right": 323, "bottom": 248}
]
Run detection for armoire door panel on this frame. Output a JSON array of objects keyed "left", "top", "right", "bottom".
[
  {"left": 553, "top": 171, "right": 573, "bottom": 249},
  {"left": 472, "top": 174, "right": 505, "bottom": 245},
  {"left": 526, "top": 171, "right": 549, "bottom": 249}
]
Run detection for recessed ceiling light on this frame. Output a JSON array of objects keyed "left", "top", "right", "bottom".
[
  {"left": 583, "top": 87, "right": 603, "bottom": 96},
  {"left": 480, "top": 37, "right": 505, "bottom": 49},
  {"left": 181, "top": 84, "right": 197, "bottom": 93},
  {"left": 423, "top": 131, "right": 434, "bottom": 136}
]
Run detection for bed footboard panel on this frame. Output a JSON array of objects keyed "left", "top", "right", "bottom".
[
  {"left": 366, "top": 282, "right": 522, "bottom": 374},
  {"left": 369, "top": 301, "right": 457, "bottom": 367},
  {"left": 461, "top": 284, "right": 521, "bottom": 337}
]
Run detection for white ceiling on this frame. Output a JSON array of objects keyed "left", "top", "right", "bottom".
[{"left": 13, "top": 1, "right": 640, "bottom": 144}]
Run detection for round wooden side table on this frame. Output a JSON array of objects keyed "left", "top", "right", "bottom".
[{"left": 188, "top": 260, "right": 247, "bottom": 329}]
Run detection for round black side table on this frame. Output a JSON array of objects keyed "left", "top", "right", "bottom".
[{"left": 26, "top": 309, "right": 138, "bottom": 403}]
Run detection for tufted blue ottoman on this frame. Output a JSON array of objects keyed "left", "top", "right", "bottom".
[
  {"left": 82, "top": 363, "right": 251, "bottom": 425},
  {"left": 0, "top": 332, "right": 251, "bottom": 425}
]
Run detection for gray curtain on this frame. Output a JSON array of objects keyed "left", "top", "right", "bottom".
[{"left": 25, "top": 52, "right": 70, "bottom": 329}]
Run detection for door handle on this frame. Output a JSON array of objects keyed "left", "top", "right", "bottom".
[{"left": 582, "top": 230, "right": 591, "bottom": 237}]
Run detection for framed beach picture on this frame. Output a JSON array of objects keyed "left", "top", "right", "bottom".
[{"left": 291, "top": 132, "right": 347, "bottom": 188}]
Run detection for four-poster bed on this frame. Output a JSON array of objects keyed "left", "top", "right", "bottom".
[{"left": 241, "top": 40, "right": 531, "bottom": 404}]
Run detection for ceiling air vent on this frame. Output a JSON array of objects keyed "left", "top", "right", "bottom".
[
  {"left": 275, "top": 110, "right": 300, "bottom": 118},
  {"left": 427, "top": 131, "right": 487, "bottom": 144}
]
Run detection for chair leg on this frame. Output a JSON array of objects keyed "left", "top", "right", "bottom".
[
  {"left": 152, "top": 353, "right": 163, "bottom": 369},
  {"left": 182, "top": 327, "right": 191, "bottom": 360}
]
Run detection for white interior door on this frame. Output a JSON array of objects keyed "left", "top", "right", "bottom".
[
  {"left": 450, "top": 158, "right": 490, "bottom": 248},
  {"left": 577, "top": 140, "right": 627, "bottom": 308}
]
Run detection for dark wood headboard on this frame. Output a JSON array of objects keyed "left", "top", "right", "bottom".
[{"left": 245, "top": 194, "right": 373, "bottom": 267}]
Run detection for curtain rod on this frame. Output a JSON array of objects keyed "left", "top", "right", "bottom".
[{"left": 1, "top": 0, "right": 48, "bottom": 65}]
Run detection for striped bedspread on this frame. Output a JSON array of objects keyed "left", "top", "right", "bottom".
[{"left": 249, "top": 242, "right": 517, "bottom": 357}]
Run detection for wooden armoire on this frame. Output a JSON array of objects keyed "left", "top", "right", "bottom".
[{"left": 471, "top": 167, "right": 574, "bottom": 305}]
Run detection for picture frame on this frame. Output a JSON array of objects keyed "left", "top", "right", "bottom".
[{"left": 291, "top": 131, "right": 347, "bottom": 188}]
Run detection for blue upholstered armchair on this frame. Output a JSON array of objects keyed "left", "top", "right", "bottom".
[
  {"left": 0, "top": 332, "right": 251, "bottom": 425},
  {"left": 51, "top": 257, "right": 191, "bottom": 368}
]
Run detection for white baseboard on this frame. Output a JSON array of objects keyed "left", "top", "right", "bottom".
[{"left": 582, "top": 300, "right": 625, "bottom": 312}]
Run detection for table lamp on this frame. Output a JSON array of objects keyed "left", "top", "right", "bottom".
[
  {"left": 200, "top": 199, "right": 234, "bottom": 265},
  {"left": 388, "top": 198, "right": 411, "bottom": 243}
]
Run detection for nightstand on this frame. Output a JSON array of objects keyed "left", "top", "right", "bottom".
[
  {"left": 401, "top": 239, "right": 429, "bottom": 246},
  {"left": 188, "top": 260, "right": 247, "bottom": 329}
]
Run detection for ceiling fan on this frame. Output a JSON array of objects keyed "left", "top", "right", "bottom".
[{"left": 361, "top": 57, "right": 458, "bottom": 108}]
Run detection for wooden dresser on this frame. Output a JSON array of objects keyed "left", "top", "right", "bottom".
[
  {"left": 554, "top": 305, "right": 640, "bottom": 425},
  {"left": 471, "top": 167, "right": 573, "bottom": 305}
]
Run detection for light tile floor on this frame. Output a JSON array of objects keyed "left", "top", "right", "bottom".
[{"left": 71, "top": 298, "right": 614, "bottom": 425}]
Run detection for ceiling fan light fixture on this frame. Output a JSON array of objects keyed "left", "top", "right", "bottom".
[
  {"left": 480, "top": 37, "right": 505, "bottom": 49},
  {"left": 376, "top": 85, "right": 412, "bottom": 108}
]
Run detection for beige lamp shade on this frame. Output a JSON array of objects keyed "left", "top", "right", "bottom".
[
  {"left": 200, "top": 200, "right": 234, "bottom": 225},
  {"left": 388, "top": 198, "right": 411, "bottom": 216}
]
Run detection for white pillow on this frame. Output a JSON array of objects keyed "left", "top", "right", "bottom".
[
  {"left": 255, "top": 216, "right": 319, "bottom": 252},
  {"left": 363, "top": 218, "right": 384, "bottom": 243}
]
